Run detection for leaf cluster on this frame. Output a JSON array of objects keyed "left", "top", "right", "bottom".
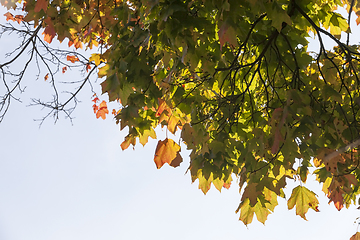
[{"left": 3, "top": 0, "right": 360, "bottom": 227}]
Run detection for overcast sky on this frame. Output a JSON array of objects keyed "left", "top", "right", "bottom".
[{"left": 1, "top": 5, "right": 360, "bottom": 240}]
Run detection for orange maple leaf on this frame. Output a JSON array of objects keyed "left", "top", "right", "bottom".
[
  {"left": 68, "top": 39, "right": 83, "bottom": 49},
  {"left": 112, "top": 109, "right": 117, "bottom": 115},
  {"left": 95, "top": 100, "right": 109, "bottom": 119},
  {"left": 155, "top": 98, "right": 172, "bottom": 117},
  {"left": 14, "top": 15, "right": 23, "bottom": 24},
  {"left": 44, "top": 73, "right": 49, "bottom": 81},
  {"left": 74, "top": 41, "right": 83, "bottom": 49},
  {"left": 34, "top": 0, "right": 48, "bottom": 12},
  {"left": 4, "top": 12, "right": 14, "bottom": 21},
  {"left": 350, "top": 232, "right": 360, "bottom": 240},
  {"left": 66, "top": 55, "right": 79, "bottom": 63},
  {"left": 223, "top": 182, "right": 231, "bottom": 189},
  {"left": 154, "top": 138, "right": 183, "bottom": 169},
  {"left": 62, "top": 66, "right": 67, "bottom": 73},
  {"left": 92, "top": 97, "right": 99, "bottom": 103},
  {"left": 86, "top": 63, "right": 91, "bottom": 72},
  {"left": 120, "top": 134, "right": 136, "bottom": 150}
]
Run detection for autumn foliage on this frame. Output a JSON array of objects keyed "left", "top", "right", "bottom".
[{"left": 3, "top": 0, "right": 360, "bottom": 237}]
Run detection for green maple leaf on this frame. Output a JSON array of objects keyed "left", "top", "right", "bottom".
[
  {"left": 287, "top": 186, "right": 319, "bottom": 220},
  {"left": 101, "top": 74, "right": 120, "bottom": 102},
  {"left": 237, "top": 198, "right": 255, "bottom": 225},
  {"left": 266, "top": 2, "right": 292, "bottom": 32}
]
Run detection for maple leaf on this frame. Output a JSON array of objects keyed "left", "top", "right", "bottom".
[
  {"left": 67, "top": 55, "right": 80, "bottom": 63},
  {"left": 34, "top": 0, "right": 48, "bottom": 12},
  {"left": 270, "top": 107, "right": 287, "bottom": 154},
  {"left": 155, "top": 98, "right": 172, "bottom": 117},
  {"left": 95, "top": 100, "right": 109, "bottom": 119},
  {"left": 218, "top": 21, "right": 238, "bottom": 51},
  {"left": 42, "top": 25, "right": 56, "bottom": 44},
  {"left": 89, "top": 53, "right": 102, "bottom": 66},
  {"left": 197, "top": 171, "right": 212, "bottom": 194},
  {"left": 112, "top": 109, "right": 117, "bottom": 116},
  {"left": 86, "top": 63, "right": 91, "bottom": 72},
  {"left": 167, "top": 115, "right": 180, "bottom": 134},
  {"left": 181, "top": 123, "right": 197, "bottom": 149},
  {"left": 92, "top": 104, "right": 98, "bottom": 113},
  {"left": 3, "top": 12, "right": 22, "bottom": 24},
  {"left": 4, "top": 12, "right": 14, "bottom": 21},
  {"left": 139, "top": 128, "right": 156, "bottom": 146},
  {"left": 62, "top": 66, "right": 67, "bottom": 73},
  {"left": 241, "top": 183, "right": 262, "bottom": 207},
  {"left": 327, "top": 183, "right": 344, "bottom": 211},
  {"left": 153, "top": 138, "right": 182, "bottom": 169},
  {"left": 212, "top": 178, "right": 225, "bottom": 192},
  {"left": 14, "top": 15, "right": 23, "bottom": 24},
  {"left": 92, "top": 97, "right": 99, "bottom": 103},
  {"left": 253, "top": 202, "right": 273, "bottom": 224},
  {"left": 169, "top": 152, "right": 182, "bottom": 167},
  {"left": 316, "top": 147, "right": 345, "bottom": 173},
  {"left": 236, "top": 199, "right": 255, "bottom": 225},
  {"left": 44, "top": 73, "right": 49, "bottom": 81},
  {"left": 287, "top": 186, "right": 319, "bottom": 220},
  {"left": 350, "top": 232, "right": 360, "bottom": 240},
  {"left": 237, "top": 188, "right": 278, "bottom": 225},
  {"left": 120, "top": 134, "right": 136, "bottom": 150},
  {"left": 223, "top": 182, "right": 231, "bottom": 189}
]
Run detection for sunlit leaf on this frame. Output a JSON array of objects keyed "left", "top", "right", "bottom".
[
  {"left": 287, "top": 186, "right": 319, "bottom": 220},
  {"left": 154, "top": 138, "right": 182, "bottom": 169}
]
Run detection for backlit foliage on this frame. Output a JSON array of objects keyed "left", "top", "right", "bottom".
[{"left": 2, "top": 0, "right": 360, "bottom": 233}]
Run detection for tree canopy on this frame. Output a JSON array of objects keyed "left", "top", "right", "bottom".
[{"left": 2, "top": 0, "right": 360, "bottom": 233}]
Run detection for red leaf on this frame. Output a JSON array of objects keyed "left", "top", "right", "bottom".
[
  {"left": 328, "top": 188, "right": 344, "bottom": 211},
  {"left": 92, "top": 97, "right": 99, "bottom": 103},
  {"left": 86, "top": 63, "right": 91, "bottom": 72},
  {"left": 271, "top": 128, "right": 282, "bottom": 154},
  {"left": 154, "top": 138, "right": 183, "bottom": 169},
  {"left": 34, "top": 0, "right": 48, "bottom": 12},
  {"left": 66, "top": 55, "right": 79, "bottom": 63},
  {"left": 62, "top": 66, "right": 67, "bottom": 73},
  {"left": 270, "top": 107, "right": 288, "bottom": 154},
  {"left": 42, "top": 25, "right": 56, "bottom": 43},
  {"left": 92, "top": 104, "right": 98, "bottom": 113},
  {"left": 218, "top": 22, "right": 238, "bottom": 51}
]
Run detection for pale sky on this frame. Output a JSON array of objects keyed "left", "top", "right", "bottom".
[{"left": 0, "top": 5, "right": 360, "bottom": 240}]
